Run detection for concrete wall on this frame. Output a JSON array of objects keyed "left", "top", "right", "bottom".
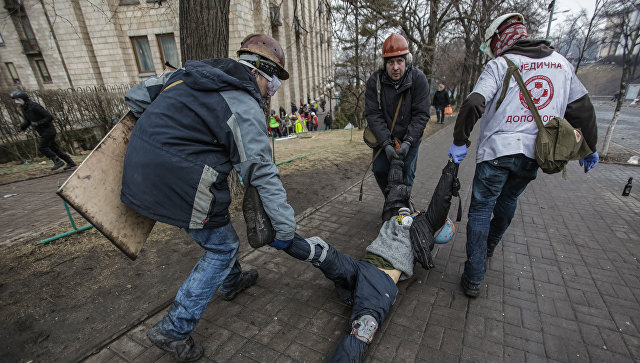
[{"left": 0, "top": 0, "right": 332, "bottom": 113}]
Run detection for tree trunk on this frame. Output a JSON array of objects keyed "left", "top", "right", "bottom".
[
  {"left": 601, "top": 53, "right": 632, "bottom": 157},
  {"left": 179, "top": 0, "right": 230, "bottom": 63}
]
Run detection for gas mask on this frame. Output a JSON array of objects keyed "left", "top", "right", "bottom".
[
  {"left": 14, "top": 98, "right": 25, "bottom": 105},
  {"left": 479, "top": 40, "right": 492, "bottom": 57},
  {"left": 238, "top": 57, "right": 282, "bottom": 97},
  {"left": 265, "top": 74, "right": 281, "bottom": 97}
]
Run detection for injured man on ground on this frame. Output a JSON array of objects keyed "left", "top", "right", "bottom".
[{"left": 243, "top": 159, "right": 460, "bottom": 362}]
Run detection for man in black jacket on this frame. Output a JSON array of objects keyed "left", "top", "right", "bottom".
[
  {"left": 11, "top": 90, "right": 75, "bottom": 171},
  {"left": 364, "top": 33, "right": 430, "bottom": 197},
  {"left": 432, "top": 83, "right": 450, "bottom": 124}
]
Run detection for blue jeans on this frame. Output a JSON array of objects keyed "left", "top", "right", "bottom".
[
  {"left": 372, "top": 144, "right": 420, "bottom": 194},
  {"left": 464, "top": 154, "right": 538, "bottom": 284},
  {"left": 156, "top": 223, "right": 243, "bottom": 339}
]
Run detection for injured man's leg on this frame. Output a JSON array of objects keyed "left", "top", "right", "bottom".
[{"left": 279, "top": 221, "right": 417, "bottom": 362}]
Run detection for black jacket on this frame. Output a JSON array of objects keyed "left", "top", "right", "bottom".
[
  {"left": 365, "top": 66, "right": 430, "bottom": 147},
  {"left": 19, "top": 100, "right": 55, "bottom": 137},
  {"left": 432, "top": 90, "right": 450, "bottom": 107}
]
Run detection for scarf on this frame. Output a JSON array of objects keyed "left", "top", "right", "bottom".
[{"left": 491, "top": 22, "right": 529, "bottom": 57}]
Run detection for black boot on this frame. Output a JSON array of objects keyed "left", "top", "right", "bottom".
[
  {"left": 60, "top": 154, "right": 76, "bottom": 170},
  {"left": 220, "top": 269, "right": 258, "bottom": 301},
  {"left": 51, "top": 157, "right": 64, "bottom": 171},
  {"left": 63, "top": 160, "right": 76, "bottom": 170}
]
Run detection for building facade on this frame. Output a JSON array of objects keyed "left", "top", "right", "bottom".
[{"left": 0, "top": 0, "right": 333, "bottom": 112}]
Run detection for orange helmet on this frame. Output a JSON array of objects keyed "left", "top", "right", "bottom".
[
  {"left": 237, "top": 34, "right": 289, "bottom": 80},
  {"left": 382, "top": 33, "right": 410, "bottom": 58}
]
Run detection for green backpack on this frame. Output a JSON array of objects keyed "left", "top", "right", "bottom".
[{"left": 497, "top": 56, "right": 592, "bottom": 178}]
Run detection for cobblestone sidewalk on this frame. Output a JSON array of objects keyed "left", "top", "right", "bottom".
[{"left": 86, "top": 123, "right": 640, "bottom": 363}]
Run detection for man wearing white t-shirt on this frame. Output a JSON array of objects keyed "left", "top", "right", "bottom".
[{"left": 447, "top": 13, "right": 599, "bottom": 297}]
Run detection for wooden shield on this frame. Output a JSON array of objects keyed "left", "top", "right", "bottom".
[{"left": 57, "top": 111, "right": 155, "bottom": 260}]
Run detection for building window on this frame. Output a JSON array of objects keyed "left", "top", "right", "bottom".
[
  {"left": 6, "top": 62, "right": 20, "bottom": 84},
  {"left": 130, "top": 36, "right": 155, "bottom": 74},
  {"left": 35, "top": 59, "right": 51, "bottom": 83},
  {"left": 157, "top": 33, "right": 179, "bottom": 68}
]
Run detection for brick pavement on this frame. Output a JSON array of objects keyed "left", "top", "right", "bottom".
[{"left": 85, "top": 122, "right": 640, "bottom": 362}]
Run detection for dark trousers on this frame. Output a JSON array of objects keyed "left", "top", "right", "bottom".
[
  {"left": 284, "top": 234, "right": 398, "bottom": 362},
  {"left": 372, "top": 144, "right": 420, "bottom": 195},
  {"left": 435, "top": 106, "right": 445, "bottom": 123},
  {"left": 38, "top": 132, "right": 72, "bottom": 163}
]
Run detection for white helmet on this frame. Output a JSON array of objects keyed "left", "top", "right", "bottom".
[
  {"left": 480, "top": 13, "right": 524, "bottom": 59},
  {"left": 311, "top": 112, "right": 316, "bottom": 116}
]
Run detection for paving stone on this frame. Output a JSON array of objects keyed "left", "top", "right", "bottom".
[
  {"left": 108, "top": 336, "right": 147, "bottom": 361},
  {"left": 84, "top": 348, "right": 127, "bottom": 363},
  {"left": 503, "top": 346, "right": 525, "bottom": 362},
  {"left": 284, "top": 341, "right": 325, "bottom": 362},
  {"left": 238, "top": 340, "right": 280, "bottom": 363},
  {"left": 599, "top": 328, "right": 631, "bottom": 355},
  {"left": 578, "top": 322, "right": 605, "bottom": 347}
]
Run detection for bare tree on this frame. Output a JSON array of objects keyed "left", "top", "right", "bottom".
[
  {"left": 601, "top": 0, "right": 640, "bottom": 157},
  {"left": 179, "top": 0, "right": 230, "bottom": 62},
  {"left": 575, "top": 0, "right": 608, "bottom": 72},
  {"left": 331, "top": 0, "right": 379, "bottom": 128}
]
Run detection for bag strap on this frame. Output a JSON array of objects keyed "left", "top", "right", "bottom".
[
  {"left": 501, "top": 56, "right": 546, "bottom": 132},
  {"left": 359, "top": 95, "right": 404, "bottom": 201}
]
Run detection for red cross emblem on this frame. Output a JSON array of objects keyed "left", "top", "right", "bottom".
[{"left": 519, "top": 75, "right": 554, "bottom": 110}]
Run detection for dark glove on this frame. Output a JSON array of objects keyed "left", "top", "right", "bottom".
[
  {"left": 384, "top": 144, "right": 398, "bottom": 161},
  {"left": 579, "top": 152, "right": 599, "bottom": 173},
  {"left": 397, "top": 141, "right": 410, "bottom": 159},
  {"left": 269, "top": 238, "right": 293, "bottom": 250}
]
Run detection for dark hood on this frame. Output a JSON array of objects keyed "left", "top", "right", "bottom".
[
  {"left": 504, "top": 39, "right": 555, "bottom": 59},
  {"left": 182, "top": 58, "right": 265, "bottom": 108}
]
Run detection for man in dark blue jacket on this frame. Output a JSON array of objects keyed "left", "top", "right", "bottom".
[{"left": 121, "top": 34, "right": 296, "bottom": 362}]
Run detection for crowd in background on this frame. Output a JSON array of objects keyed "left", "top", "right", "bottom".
[{"left": 266, "top": 96, "right": 332, "bottom": 138}]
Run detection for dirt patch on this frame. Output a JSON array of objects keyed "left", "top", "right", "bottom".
[
  {"left": 598, "top": 141, "right": 640, "bottom": 167},
  {"left": 0, "top": 155, "right": 86, "bottom": 186},
  {"left": 0, "top": 120, "right": 443, "bottom": 362}
]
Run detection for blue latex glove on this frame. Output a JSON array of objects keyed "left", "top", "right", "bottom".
[
  {"left": 384, "top": 144, "right": 398, "bottom": 161},
  {"left": 579, "top": 152, "right": 599, "bottom": 173},
  {"left": 269, "top": 238, "right": 293, "bottom": 250},
  {"left": 448, "top": 143, "right": 467, "bottom": 164},
  {"left": 397, "top": 141, "right": 411, "bottom": 159}
]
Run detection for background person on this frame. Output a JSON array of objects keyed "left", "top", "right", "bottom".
[
  {"left": 364, "top": 33, "right": 430, "bottom": 196},
  {"left": 11, "top": 90, "right": 76, "bottom": 171},
  {"left": 324, "top": 112, "right": 333, "bottom": 130},
  {"left": 432, "top": 83, "right": 450, "bottom": 124}
]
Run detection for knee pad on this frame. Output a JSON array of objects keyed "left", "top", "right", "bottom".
[
  {"left": 304, "top": 236, "right": 329, "bottom": 266},
  {"left": 350, "top": 315, "right": 378, "bottom": 344}
]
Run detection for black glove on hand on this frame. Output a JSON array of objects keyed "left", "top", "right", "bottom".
[
  {"left": 384, "top": 144, "right": 398, "bottom": 161},
  {"left": 397, "top": 141, "right": 410, "bottom": 159}
]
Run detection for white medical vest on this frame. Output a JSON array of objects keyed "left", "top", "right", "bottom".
[{"left": 471, "top": 52, "right": 588, "bottom": 163}]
